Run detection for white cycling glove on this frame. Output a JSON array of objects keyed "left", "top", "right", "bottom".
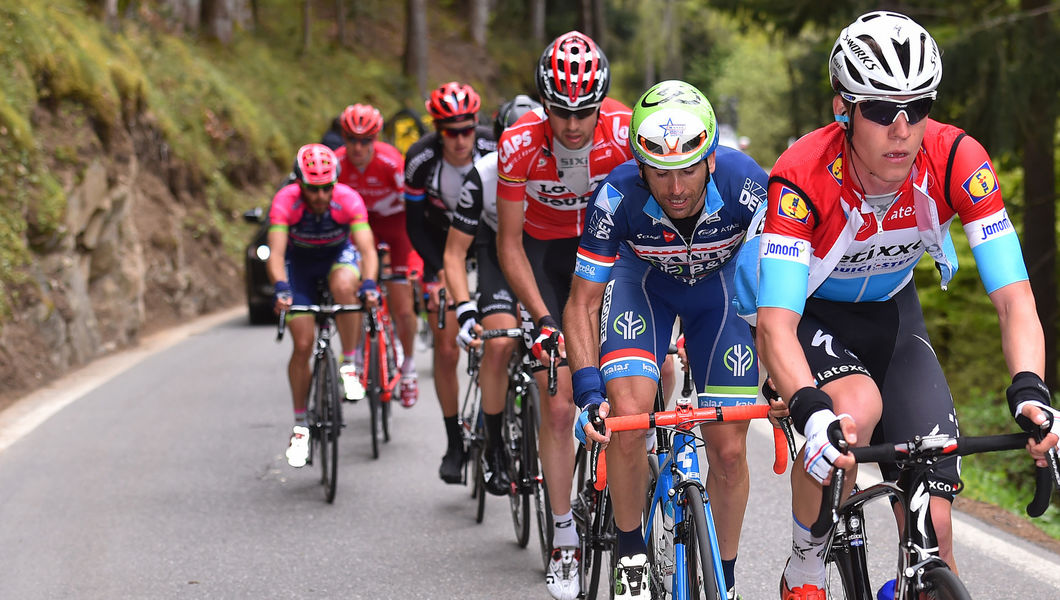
[
  {"left": 455, "top": 301, "right": 479, "bottom": 351},
  {"left": 803, "top": 409, "right": 850, "bottom": 484}
]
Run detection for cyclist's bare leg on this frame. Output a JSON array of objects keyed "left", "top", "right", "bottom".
[
  {"left": 427, "top": 297, "right": 460, "bottom": 418},
  {"left": 386, "top": 279, "right": 417, "bottom": 366},
  {"left": 660, "top": 355, "right": 676, "bottom": 408},
  {"left": 329, "top": 266, "right": 361, "bottom": 357},
  {"left": 479, "top": 312, "right": 519, "bottom": 416},
  {"left": 604, "top": 375, "right": 655, "bottom": 531},
  {"left": 700, "top": 419, "right": 750, "bottom": 561},
  {"left": 287, "top": 315, "right": 316, "bottom": 413},
  {"left": 536, "top": 367, "right": 576, "bottom": 516}
]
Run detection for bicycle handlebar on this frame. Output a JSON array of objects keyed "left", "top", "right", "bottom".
[
  {"left": 275, "top": 303, "right": 365, "bottom": 342},
  {"left": 812, "top": 431, "right": 1057, "bottom": 536}
]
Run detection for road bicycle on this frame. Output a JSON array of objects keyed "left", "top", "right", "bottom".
[
  {"left": 359, "top": 244, "right": 404, "bottom": 459},
  {"left": 813, "top": 427, "right": 1059, "bottom": 599},
  {"left": 600, "top": 401, "right": 789, "bottom": 599},
  {"left": 277, "top": 289, "right": 363, "bottom": 504}
]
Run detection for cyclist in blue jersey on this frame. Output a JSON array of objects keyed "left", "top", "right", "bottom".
[
  {"left": 566, "top": 80, "right": 768, "bottom": 600},
  {"left": 732, "top": 12, "right": 1059, "bottom": 600}
]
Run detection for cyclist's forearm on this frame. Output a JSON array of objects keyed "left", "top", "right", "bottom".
[
  {"left": 266, "top": 229, "right": 288, "bottom": 285},
  {"left": 756, "top": 307, "right": 816, "bottom": 401},
  {"left": 990, "top": 280, "right": 1046, "bottom": 378},
  {"left": 442, "top": 230, "right": 474, "bottom": 303},
  {"left": 563, "top": 277, "right": 604, "bottom": 371}
]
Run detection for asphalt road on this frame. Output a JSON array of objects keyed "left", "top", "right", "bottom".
[{"left": 1, "top": 308, "right": 1059, "bottom": 599}]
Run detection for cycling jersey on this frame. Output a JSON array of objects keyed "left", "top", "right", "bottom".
[
  {"left": 453, "top": 151, "right": 503, "bottom": 235},
  {"left": 404, "top": 128, "right": 496, "bottom": 278},
  {"left": 497, "top": 98, "right": 632, "bottom": 240},
  {"left": 575, "top": 148, "right": 767, "bottom": 287},
  {"left": 268, "top": 182, "right": 370, "bottom": 259},
  {"left": 336, "top": 142, "right": 405, "bottom": 217},
  {"left": 734, "top": 119, "right": 1029, "bottom": 322}
]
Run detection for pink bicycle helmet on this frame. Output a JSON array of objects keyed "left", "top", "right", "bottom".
[{"left": 294, "top": 143, "right": 339, "bottom": 185}]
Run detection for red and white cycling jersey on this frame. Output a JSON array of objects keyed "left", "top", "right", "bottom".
[
  {"left": 497, "top": 98, "right": 632, "bottom": 240},
  {"left": 335, "top": 141, "right": 405, "bottom": 217}
]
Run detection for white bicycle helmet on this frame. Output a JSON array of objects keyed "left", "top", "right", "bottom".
[{"left": 829, "top": 11, "right": 942, "bottom": 97}]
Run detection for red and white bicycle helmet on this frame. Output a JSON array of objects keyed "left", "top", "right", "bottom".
[
  {"left": 829, "top": 11, "right": 942, "bottom": 97},
  {"left": 425, "top": 82, "right": 481, "bottom": 123},
  {"left": 536, "top": 30, "right": 610, "bottom": 110},
  {"left": 294, "top": 143, "right": 339, "bottom": 185},
  {"left": 340, "top": 103, "right": 384, "bottom": 137}
]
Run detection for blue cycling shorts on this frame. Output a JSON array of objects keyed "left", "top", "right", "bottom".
[
  {"left": 599, "top": 257, "right": 758, "bottom": 408},
  {"left": 285, "top": 241, "right": 362, "bottom": 306}
]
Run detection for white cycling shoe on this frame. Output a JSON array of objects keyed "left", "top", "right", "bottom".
[
  {"left": 285, "top": 425, "right": 310, "bottom": 468},
  {"left": 545, "top": 547, "right": 580, "bottom": 600}
]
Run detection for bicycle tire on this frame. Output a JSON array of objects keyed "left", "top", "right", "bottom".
[
  {"left": 381, "top": 325, "right": 396, "bottom": 442},
  {"left": 917, "top": 566, "right": 972, "bottom": 600},
  {"left": 506, "top": 378, "right": 532, "bottom": 547},
  {"left": 321, "top": 354, "right": 340, "bottom": 503},
  {"left": 586, "top": 486, "right": 615, "bottom": 600},
  {"left": 367, "top": 335, "right": 381, "bottom": 459},
  {"left": 685, "top": 486, "right": 725, "bottom": 600},
  {"left": 531, "top": 383, "right": 554, "bottom": 571},
  {"left": 474, "top": 414, "right": 487, "bottom": 524},
  {"left": 644, "top": 455, "right": 673, "bottom": 598}
]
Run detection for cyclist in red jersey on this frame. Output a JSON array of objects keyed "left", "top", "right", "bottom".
[
  {"left": 267, "top": 144, "right": 379, "bottom": 468},
  {"left": 335, "top": 103, "right": 421, "bottom": 408},
  {"left": 495, "top": 31, "right": 631, "bottom": 600},
  {"left": 730, "top": 12, "right": 1058, "bottom": 600},
  {"left": 404, "top": 82, "right": 497, "bottom": 483}
]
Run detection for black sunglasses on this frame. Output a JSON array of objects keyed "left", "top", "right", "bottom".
[
  {"left": 547, "top": 103, "right": 599, "bottom": 120},
  {"left": 301, "top": 182, "right": 334, "bottom": 193},
  {"left": 345, "top": 136, "right": 374, "bottom": 146},
  {"left": 842, "top": 92, "right": 935, "bottom": 126},
  {"left": 440, "top": 125, "right": 476, "bottom": 139}
]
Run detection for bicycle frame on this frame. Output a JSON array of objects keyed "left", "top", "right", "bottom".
[{"left": 646, "top": 405, "right": 727, "bottom": 599}]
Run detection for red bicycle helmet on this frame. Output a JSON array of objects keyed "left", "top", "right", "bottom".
[
  {"left": 425, "top": 82, "right": 481, "bottom": 123},
  {"left": 536, "top": 31, "right": 610, "bottom": 110},
  {"left": 294, "top": 143, "right": 339, "bottom": 185},
  {"left": 340, "top": 103, "right": 384, "bottom": 137}
]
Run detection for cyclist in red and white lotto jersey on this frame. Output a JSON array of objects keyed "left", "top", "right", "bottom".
[
  {"left": 335, "top": 103, "right": 421, "bottom": 408},
  {"left": 495, "top": 30, "right": 631, "bottom": 600},
  {"left": 267, "top": 144, "right": 379, "bottom": 469},
  {"left": 404, "top": 82, "right": 497, "bottom": 484},
  {"left": 731, "top": 12, "right": 1059, "bottom": 600}
]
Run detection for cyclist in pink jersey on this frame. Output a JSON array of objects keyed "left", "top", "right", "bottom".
[
  {"left": 495, "top": 30, "right": 631, "bottom": 600},
  {"left": 335, "top": 103, "right": 420, "bottom": 408},
  {"left": 267, "top": 144, "right": 379, "bottom": 468}
]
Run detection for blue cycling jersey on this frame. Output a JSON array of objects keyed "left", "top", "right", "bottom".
[{"left": 575, "top": 147, "right": 768, "bottom": 287}]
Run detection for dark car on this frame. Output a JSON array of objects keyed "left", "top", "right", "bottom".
[{"left": 242, "top": 206, "right": 274, "bottom": 324}]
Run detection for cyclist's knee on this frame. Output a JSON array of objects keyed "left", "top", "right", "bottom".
[
  {"left": 483, "top": 337, "right": 517, "bottom": 367},
  {"left": 540, "top": 399, "right": 576, "bottom": 435}
]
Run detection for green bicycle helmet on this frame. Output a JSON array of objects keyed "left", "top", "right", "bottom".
[{"left": 630, "top": 80, "right": 718, "bottom": 170}]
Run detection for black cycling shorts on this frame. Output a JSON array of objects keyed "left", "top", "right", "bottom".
[
  {"left": 475, "top": 229, "right": 518, "bottom": 320},
  {"left": 798, "top": 282, "right": 963, "bottom": 500}
]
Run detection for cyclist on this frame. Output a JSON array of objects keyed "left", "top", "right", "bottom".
[
  {"left": 404, "top": 81, "right": 497, "bottom": 483},
  {"left": 495, "top": 30, "right": 632, "bottom": 600},
  {"left": 731, "top": 11, "right": 1060, "bottom": 599},
  {"left": 335, "top": 103, "right": 420, "bottom": 408},
  {"left": 267, "top": 143, "right": 380, "bottom": 468},
  {"left": 443, "top": 95, "right": 543, "bottom": 496},
  {"left": 567, "top": 80, "right": 768, "bottom": 600}
]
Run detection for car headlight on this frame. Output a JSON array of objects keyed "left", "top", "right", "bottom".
[{"left": 255, "top": 245, "right": 270, "bottom": 261}]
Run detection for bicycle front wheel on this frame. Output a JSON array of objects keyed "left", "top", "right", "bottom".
[
  {"left": 685, "top": 486, "right": 725, "bottom": 600},
  {"left": 366, "top": 335, "right": 382, "bottom": 459},
  {"left": 644, "top": 456, "right": 673, "bottom": 598},
  {"left": 319, "top": 354, "right": 340, "bottom": 503},
  {"left": 506, "top": 379, "right": 532, "bottom": 547},
  {"left": 917, "top": 567, "right": 972, "bottom": 600}
]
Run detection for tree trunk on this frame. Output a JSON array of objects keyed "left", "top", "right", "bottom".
[
  {"left": 103, "top": 0, "right": 119, "bottom": 31},
  {"left": 591, "top": 0, "right": 605, "bottom": 48},
  {"left": 577, "top": 0, "right": 592, "bottom": 36},
  {"left": 405, "top": 0, "right": 428, "bottom": 99},
  {"left": 529, "top": 0, "right": 545, "bottom": 45},
  {"left": 1020, "top": 0, "right": 1058, "bottom": 388},
  {"left": 337, "top": 0, "right": 348, "bottom": 47},
  {"left": 202, "top": 0, "right": 250, "bottom": 43},
  {"left": 470, "top": 0, "right": 488, "bottom": 48},
  {"left": 661, "top": 0, "right": 680, "bottom": 78},
  {"left": 302, "top": 0, "right": 311, "bottom": 54}
]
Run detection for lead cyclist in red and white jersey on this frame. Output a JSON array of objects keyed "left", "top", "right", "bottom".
[
  {"left": 732, "top": 11, "right": 1060, "bottom": 600},
  {"left": 495, "top": 30, "right": 632, "bottom": 600}
]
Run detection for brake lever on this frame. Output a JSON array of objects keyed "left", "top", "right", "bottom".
[
  {"left": 778, "top": 416, "right": 798, "bottom": 462},
  {"left": 276, "top": 309, "right": 287, "bottom": 342}
]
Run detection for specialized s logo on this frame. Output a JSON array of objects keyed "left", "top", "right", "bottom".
[
  {"left": 962, "top": 162, "right": 998, "bottom": 203},
  {"left": 827, "top": 154, "right": 843, "bottom": 186},
  {"left": 612, "top": 311, "right": 647, "bottom": 340},
  {"left": 723, "top": 344, "right": 754, "bottom": 377},
  {"left": 777, "top": 186, "right": 810, "bottom": 224}
]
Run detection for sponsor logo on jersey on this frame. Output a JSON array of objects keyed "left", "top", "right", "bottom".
[
  {"left": 723, "top": 344, "right": 755, "bottom": 377},
  {"left": 662, "top": 230, "right": 676, "bottom": 242},
  {"left": 613, "top": 311, "right": 647, "bottom": 340},
  {"left": 969, "top": 211, "right": 1013, "bottom": 245},
  {"left": 588, "top": 209, "right": 615, "bottom": 240},
  {"left": 740, "top": 178, "right": 766, "bottom": 212},
  {"left": 600, "top": 280, "right": 614, "bottom": 344},
  {"left": 777, "top": 186, "right": 810, "bottom": 223},
  {"left": 962, "top": 162, "right": 998, "bottom": 203},
  {"left": 498, "top": 130, "right": 534, "bottom": 164},
  {"left": 594, "top": 182, "right": 624, "bottom": 214},
  {"left": 761, "top": 236, "right": 807, "bottom": 262},
  {"left": 827, "top": 154, "right": 843, "bottom": 186}
]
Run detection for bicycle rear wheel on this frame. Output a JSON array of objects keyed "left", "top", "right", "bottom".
[
  {"left": 685, "top": 486, "right": 724, "bottom": 600},
  {"left": 530, "top": 384, "right": 554, "bottom": 571},
  {"left": 505, "top": 378, "right": 532, "bottom": 547},
  {"left": 917, "top": 567, "right": 972, "bottom": 600},
  {"left": 366, "top": 335, "right": 382, "bottom": 459},
  {"left": 586, "top": 487, "right": 615, "bottom": 600},
  {"left": 473, "top": 413, "right": 487, "bottom": 524}
]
